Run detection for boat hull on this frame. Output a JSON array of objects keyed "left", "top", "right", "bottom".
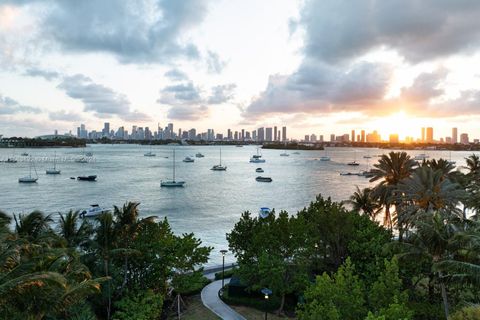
[
  {"left": 46, "top": 169, "right": 61, "bottom": 174},
  {"left": 19, "top": 177, "right": 38, "bottom": 183},
  {"left": 161, "top": 180, "right": 185, "bottom": 187},
  {"left": 77, "top": 175, "right": 97, "bottom": 181},
  {"left": 256, "top": 176, "right": 272, "bottom": 182}
]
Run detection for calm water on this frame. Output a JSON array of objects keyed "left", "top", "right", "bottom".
[{"left": 0, "top": 145, "right": 473, "bottom": 265}]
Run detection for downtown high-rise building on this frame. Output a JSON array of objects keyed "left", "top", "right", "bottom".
[
  {"left": 351, "top": 130, "right": 355, "bottom": 142},
  {"left": 361, "top": 130, "right": 365, "bottom": 143},
  {"left": 452, "top": 127, "right": 458, "bottom": 144},
  {"left": 460, "top": 133, "right": 469, "bottom": 144},
  {"left": 274, "top": 126, "right": 278, "bottom": 141},
  {"left": 421, "top": 127, "right": 425, "bottom": 142},
  {"left": 265, "top": 127, "right": 273, "bottom": 141},
  {"left": 257, "top": 127, "right": 265, "bottom": 141},
  {"left": 282, "top": 126, "right": 287, "bottom": 141},
  {"left": 426, "top": 127, "right": 433, "bottom": 143}
]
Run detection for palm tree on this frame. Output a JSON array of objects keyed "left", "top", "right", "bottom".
[
  {"left": 396, "top": 167, "right": 466, "bottom": 229},
  {"left": 58, "top": 210, "right": 92, "bottom": 248},
  {"left": 345, "top": 186, "right": 381, "bottom": 221},
  {"left": 424, "top": 158, "right": 456, "bottom": 178},
  {"left": 14, "top": 211, "right": 53, "bottom": 240},
  {"left": 465, "top": 154, "right": 480, "bottom": 177},
  {"left": 370, "top": 151, "right": 416, "bottom": 229}
]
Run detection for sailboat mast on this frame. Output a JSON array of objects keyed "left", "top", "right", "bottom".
[
  {"left": 220, "top": 148, "right": 222, "bottom": 165},
  {"left": 29, "top": 156, "right": 32, "bottom": 178},
  {"left": 173, "top": 148, "right": 176, "bottom": 181},
  {"left": 53, "top": 151, "right": 56, "bottom": 169}
]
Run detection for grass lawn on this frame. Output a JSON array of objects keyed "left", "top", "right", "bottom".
[
  {"left": 231, "top": 305, "right": 297, "bottom": 319},
  {"left": 167, "top": 294, "right": 220, "bottom": 320}
]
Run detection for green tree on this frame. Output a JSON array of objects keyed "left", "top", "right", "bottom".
[{"left": 346, "top": 187, "right": 382, "bottom": 221}]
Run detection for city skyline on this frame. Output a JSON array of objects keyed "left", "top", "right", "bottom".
[{"left": 1, "top": 1, "right": 480, "bottom": 139}]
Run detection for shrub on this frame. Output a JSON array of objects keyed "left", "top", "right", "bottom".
[
  {"left": 113, "top": 290, "right": 164, "bottom": 320},
  {"left": 449, "top": 305, "right": 480, "bottom": 320}
]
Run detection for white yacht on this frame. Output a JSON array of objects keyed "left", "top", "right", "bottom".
[
  {"left": 320, "top": 156, "right": 331, "bottom": 161},
  {"left": 183, "top": 156, "right": 194, "bottom": 163},
  {"left": 249, "top": 148, "right": 266, "bottom": 163},
  {"left": 80, "top": 204, "right": 109, "bottom": 218},
  {"left": 46, "top": 151, "right": 61, "bottom": 174},
  {"left": 195, "top": 152, "right": 205, "bottom": 158},
  {"left": 19, "top": 156, "right": 38, "bottom": 183},
  {"left": 211, "top": 148, "right": 227, "bottom": 171},
  {"left": 161, "top": 149, "right": 185, "bottom": 187}
]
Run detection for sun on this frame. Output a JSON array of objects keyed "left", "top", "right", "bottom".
[{"left": 371, "top": 111, "right": 420, "bottom": 141}]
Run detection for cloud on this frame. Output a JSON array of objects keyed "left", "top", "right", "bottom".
[
  {"left": 7, "top": 0, "right": 211, "bottom": 64},
  {"left": 167, "top": 105, "right": 209, "bottom": 120},
  {"left": 164, "top": 68, "right": 189, "bottom": 81},
  {"left": 206, "top": 50, "right": 226, "bottom": 73},
  {"left": 207, "top": 83, "right": 236, "bottom": 104},
  {"left": 301, "top": 0, "right": 480, "bottom": 64},
  {"left": 245, "top": 61, "right": 392, "bottom": 119},
  {"left": 0, "top": 94, "right": 42, "bottom": 114},
  {"left": 48, "top": 110, "right": 83, "bottom": 121},
  {"left": 157, "top": 82, "right": 202, "bottom": 105},
  {"left": 24, "top": 67, "right": 60, "bottom": 81},
  {"left": 57, "top": 74, "right": 151, "bottom": 121}
]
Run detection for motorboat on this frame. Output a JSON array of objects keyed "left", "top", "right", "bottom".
[
  {"left": 85, "top": 152, "right": 93, "bottom": 157},
  {"left": 21, "top": 152, "right": 28, "bottom": 156},
  {"left": 46, "top": 151, "right": 61, "bottom": 174},
  {"left": 144, "top": 151, "right": 156, "bottom": 157},
  {"left": 80, "top": 204, "right": 108, "bottom": 218},
  {"left": 320, "top": 156, "right": 331, "bottom": 161},
  {"left": 183, "top": 157, "right": 194, "bottom": 163},
  {"left": 259, "top": 207, "right": 271, "bottom": 219},
  {"left": 280, "top": 152, "right": 290, "bottom": 157},
  {"left": 256, "top": 176, "right": 272, "bottom": 182},
  {"left": 292, "top": 152, "right": 300, "bottom": 155},
  {"left": 77, "top": 175, "right": 97, "bottom": 181},
  {"left": 340, "top": 172, "right": 361, "bottom": 176},
  {"left": 363, "top": 155, "right": 372, "bottom": 159},
  {"left": 347, "top": 161, "right": 360, "bottom": 166},
  {"left": 19, "top": 156, "right": 38, "bottom": 183},
  {"left": 236, "top": 145, "right": 244, "bottom": 147},
  {"left": 2, "top": 158, "right": 17, "bottom": 163},
  {"left": 256, "top": 168, "right": 264, "bottom": 173},
  {"left": 211, "top": 148, "right": 227, "bottom": 171},
  {"left": 414, "top": 153, "right": 429, "bottom": 161},
  {"left": 161, "top": 148, "right": 186, "bottom": 187},
  {"left": 195, "top": 153, "right": 205, "bottom": 158},
  {"left": 75, "top": 157, "right": 88, "bottom": 163}
]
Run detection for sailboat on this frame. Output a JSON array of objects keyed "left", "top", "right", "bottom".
[
  {"left": 144, "top": 145, "right": 156, "bottom": 157},
  {"left": 320, "top": 148, "right": 330, "bottom": 161},
  {"left": 19, "top": 156, "right": 38, "bottom": 183},
  {"left": 161, "top": 148, "right": 185, "bottom": 187},
  {"left": 46, "top": 151, "right": 61, "bottom": 174},
  {"left": 448, "top": 150, "right": 456, "bottom": 165},
  {"left": 347, "top": 150, "right": 359, "bottom": 166},
  {"left": 211, "top": 148, "right": 227, "bottom": 171},
  {"left": 249, "top": 148, "right": 266, "bottom": 163},
  {"left": 280, "top": 142, "right": 289, "bottom": 156}
]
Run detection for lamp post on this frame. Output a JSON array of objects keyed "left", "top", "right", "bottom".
[
  {"left": 220, "top": 249, "right": 228, "bottom": 289},
  {"left": 261, "top": 288, "right": 272, "bottom": 320}
]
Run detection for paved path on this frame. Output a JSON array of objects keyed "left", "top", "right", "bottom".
[{"left": 201, "top": 278, "right": 246, "bottom": 320}]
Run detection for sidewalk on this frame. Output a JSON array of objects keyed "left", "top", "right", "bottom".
[{"left": 201, "top": 278, "right": 246, "bottom": 320}]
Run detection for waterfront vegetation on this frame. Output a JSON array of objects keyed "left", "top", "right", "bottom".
[{"left": 1, "top": 151, "right": 480, "bottom": 319}]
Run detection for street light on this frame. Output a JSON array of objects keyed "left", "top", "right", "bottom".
[
  {"left": 220, "top": 249, "right": 228, "bottom": 289},
  {"left": 261, "top": 288, "right": 272, "bottom": 320}
]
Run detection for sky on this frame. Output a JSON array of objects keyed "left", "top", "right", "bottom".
[{"left": 1, "top": 0, "right": 480, "bottom": 140}]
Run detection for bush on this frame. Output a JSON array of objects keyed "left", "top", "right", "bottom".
[
  {"left": 113, "top": 290, "right": 164, "bottom": 320},
  {"left": 215, "top": 268, "right": 236, "bottom": 280},
  {"left": 449, "top": 305, "right": 480, "bottom": 320},
  {"left": 221, "top": 285, "right": 281, "bottom": 312}
]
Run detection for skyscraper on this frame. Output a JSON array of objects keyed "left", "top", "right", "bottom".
[
  {"left": 351, "top": 130, "right": 355, "bottom": 142},
  {"left": 103, "top": 122, "right": 110, "bottom": 137},
  {"left": 330, "top": 134, "right": 335, "bottom": 142},
  {"left": 265, "top": 127, "right": 273, "bottom": 141},
  {"left": 452, "top": 127, "right": 458, "bottom": 144},
  {"left": 460, "top": 133, "right": 469, "bottom": 144},
  {"left": 426, "top": 127, "right": 433, "bottom": 143},
  {"left": 361, "top": 130, "right": 365, "bottom": 143},
  {"left": 227, "top": 129, "right": 232, "bottom": 140},
  {"left": 274, "top": 126, "right": 277, "bottom": 141},
  {"left": 421, "top": 127, "right": 425, "bottom": 142},
  {"left": 282, "top": 126, "right": 287, "bottom": 141},
  {"left": 258, "top": 127, "right": 265, "bottom": 141}
]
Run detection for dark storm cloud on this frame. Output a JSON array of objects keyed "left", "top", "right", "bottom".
[
  {"left": 207, "top": 83, "right": 236, "bottom": 104},
  {"left": 0, "top": 95, "right": 42, "bottom": 115},
  {"left": 57, "top": 74, "right": 151, "bottom": 121}
]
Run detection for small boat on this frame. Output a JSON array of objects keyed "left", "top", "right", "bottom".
[
  {"left": 363, "top": 155, "right": 372, "bottom": 159},
  {"left": 161, "top": 148, "right": 185, "bottom": 187},
  {"left": 85, "top": 152, "right": 93, "bottom": 157},
  {"left": 414, "top": 153, "right": 429, "bottom": 161},
  {"left": 183, "top": 157, "right": 194, "bottom": 163},
  {"left": 46, "top": 151, "right": 61, "bottom": 174},
  {"left": 340, "top": 172, "right": 360, "bottom": 176},
  {"left": 292, "top": 152, "right": 300, "bottom": 155},
  {"left": 211, "top": 148, "right": 227, "bottom": 171},
  {"left": 250, "top": 148, "right": 266, "bottom": 163},
  {"left": 195, "top": 153, "right": 205, "bottom": 158},
  {"left": 347, "top": 161, "right": 360, "bottom": 166},
  {"left": 280, "top": 152, "right": 290, "bottom": 157},
  {"left": 144, "top": 151, "right": 156, "bottom": 157},
  {"left": 236, "top": 145, "right": 244, "bottom": 147},
  {"left": 80, "top": 204, "right": 108, "bottom": 218},
  {"left": 77, "top": 175, "right": 97, "bottom": 181},
  {"left": 256, "top": 176, "right": 272, "bottom": 182},
  {"left": 2, "top": 158, "right": 17, "bottom": 163},
  {"left": 320, "top": 156, "right": 330, "bottom": 161},
  {"left": 21, "top": 152, "right": 29, "bottom": 156},
  {"left": 256, "top": 168, "right": 264, "bottom": 173},
  {"left": 75, "top": 157, "right": 88, "bottom": 163},
  {"left": 19, "top": 156, "right": 38, "bottom": 183},
  {"left": 259, "top": 207, "right": 271, "bottom": 218}
]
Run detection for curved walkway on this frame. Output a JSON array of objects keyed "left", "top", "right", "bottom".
[{"left": 201, "top": 278, "right": 246, "bottom": 320}]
